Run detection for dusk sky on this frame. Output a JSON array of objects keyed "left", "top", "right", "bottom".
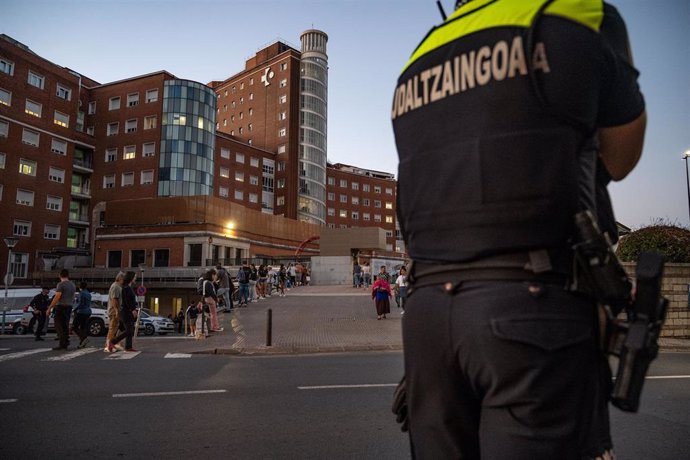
[{"left": 4, "top": 0, "right": 689, "bottom": 229}]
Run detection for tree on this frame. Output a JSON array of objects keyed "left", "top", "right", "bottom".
[{"left": 616, "top": 222, "right": 690, "bottom": 263}]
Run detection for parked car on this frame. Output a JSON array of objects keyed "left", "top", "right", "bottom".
[
  {"left": 17, "top": 304, "right": 110, "bottom": 337},
  {"left": 137, "top": 309, "right": 175, "bottom": 336},
  {"left": 0, "top": 308, "right": 25, "bottom": 334}
]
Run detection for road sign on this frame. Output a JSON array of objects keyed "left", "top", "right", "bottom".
[
  {"left": 136, "top": 296, "right": 145, "bottom": 303},
  {"left": 136, "top": 285, "right": 147, "bottom": 296},
  {"left": 3, "top": 273, "right": 14, "bottom": 286}
]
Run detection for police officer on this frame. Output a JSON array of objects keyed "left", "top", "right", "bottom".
[{"left": 392, "top": 1, "right": 645, "bottom": 458}]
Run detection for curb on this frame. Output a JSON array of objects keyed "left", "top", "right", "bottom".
[{"left": 192, "top": 344, "right": 404, "bottom": 356}]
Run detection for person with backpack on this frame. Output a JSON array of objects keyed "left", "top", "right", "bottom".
[
  {"left": 237, "top": 262, "right": 251, "bottom": 307},
  {"left": 200, "top": 269, "right": 222, "bottom": 332}
]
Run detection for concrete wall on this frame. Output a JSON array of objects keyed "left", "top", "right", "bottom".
[
  {"left": 309, "top": 256, "right": 353, "bottom": 285},
  {"left": 623, "top": 262, "right": 690, "bottom": 338},
  {"left": 319, "top": 227, "right": 386, "bottom": 256}
]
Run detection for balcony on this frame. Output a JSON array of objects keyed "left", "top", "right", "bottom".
[
  {"left": 69, "top": 212, "right": 89, "bottom": 226},
  {"left": 71, "top": 185, "right": 91, "bottom": 199},
  {"left": 72, "top": 158, "right": 94, "bottom": 173}
]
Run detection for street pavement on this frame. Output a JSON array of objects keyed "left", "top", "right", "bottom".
[{"left": 140, "top": 283, "right": 690, "bottom": 356}]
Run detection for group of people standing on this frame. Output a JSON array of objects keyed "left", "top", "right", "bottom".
[{"left": 368, "top": 264, "right": 408, "bottom": 320}]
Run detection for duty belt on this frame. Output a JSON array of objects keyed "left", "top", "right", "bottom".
[{"left": 408, "top": 250, "right": 571, "bottom": 290}]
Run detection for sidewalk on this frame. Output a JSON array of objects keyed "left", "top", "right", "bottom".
[{"left": 161, "top": 284, "right": 690, "bottom": 356}]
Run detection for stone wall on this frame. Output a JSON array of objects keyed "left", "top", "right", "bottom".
[
  {"left": 622, "top": 262, "right": 690, "bottom": 338},
  {"left": 309, "top": 256, "right": 353, "bottom": 286}
]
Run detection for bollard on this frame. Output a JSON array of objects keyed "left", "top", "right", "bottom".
[{"left": 266, "top": 308, "right": 272, "bottom": 347}]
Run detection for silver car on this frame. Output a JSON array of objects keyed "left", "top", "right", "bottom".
[{"left": 17, "top": 305, "right": 110, "bottom": 337}]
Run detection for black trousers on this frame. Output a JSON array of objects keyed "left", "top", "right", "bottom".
[
  {"left": 403, "top": 280, "right": 611, "bottom": 460},
  {"left": 53, "top": 305, "right": 71, "bottom": 348},
  {"left": 34, "top": 311, "right": 47, "bottom": 337},
  {"left": 112, "top": 310, "right": 135, "bottom": 350},
  {"left": 73, "top": 313, "right": 91, "bottom": 342}
]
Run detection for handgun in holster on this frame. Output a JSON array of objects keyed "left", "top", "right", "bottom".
[{"left": 572, "top": 210, "right": 668, "bottom": 412}]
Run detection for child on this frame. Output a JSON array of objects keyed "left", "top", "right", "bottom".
[{"left": 371, "top": 277, "right": 392, "bottom": 320}]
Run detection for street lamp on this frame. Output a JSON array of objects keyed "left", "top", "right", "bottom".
[
  {"left": 2, "top": 237, "right": 18, "bottom": 335},
  {"left": 683, "top": 150, "right": 690, "bottom": 223}
]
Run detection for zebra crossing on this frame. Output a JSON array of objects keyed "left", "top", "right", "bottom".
[{"left": 0, "top": 347, "right": 194, "bottom": 363}]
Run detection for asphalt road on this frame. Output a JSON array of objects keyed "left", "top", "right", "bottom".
[{"left": 0, "top": 342, "right": 688, "bottom": 459}]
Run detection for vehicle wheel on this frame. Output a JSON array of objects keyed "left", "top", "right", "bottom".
[
  {"left": 14, "top": 323, "right": 27, "bottom": 335},
  {"left": 88, "top": 318, "right": 105, "bottom": 337},
  {"left": 144, "top": 324, "right": 155, "bottom": 336}
]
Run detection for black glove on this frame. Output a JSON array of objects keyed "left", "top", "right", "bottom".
[{"left": 391, "top": 375, "right": 409, "bottom": 432}]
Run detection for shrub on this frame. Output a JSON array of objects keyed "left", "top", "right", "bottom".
[{"left": 616, "top": 222, "right": 690, "bottom": 263}]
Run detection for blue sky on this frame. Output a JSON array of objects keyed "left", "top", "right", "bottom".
[{"left": 4, "top": 0, "right": 689, "bottom": 229}]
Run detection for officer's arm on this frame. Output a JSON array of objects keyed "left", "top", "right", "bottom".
[{"left": 599, "top": 111, "right": 646, "bottom": 181}]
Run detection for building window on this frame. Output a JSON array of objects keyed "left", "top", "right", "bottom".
[
  {"left": 219, "top": 186, "right": 228, "bottom": 198},
  {"left": 27, "top": 71, "right": 44, "bottom": 88},
  {"left": 328, "top": 208, "right": 335, "bottom": 216},
  {"left": 44, "top": 224, "right": 60, "bottom": 240},
  {"left": 88, "top": 101, "right": 96, "bottom": 114},
  {"left": 250, "top": 175, "right": 259, "bottom": 186},
  {"left": 249, "top": 193, "right": 258, "bottom": 203},
  {"left": 363, "top": 213, "right": 370, "bottom": 221},
  {"left": 220, "top": 147, "right": 230, "bottom": 159},
  {"left": 250, "top": 157, "right": 259, "bottom": 168},
  {"left": 374, "top": 214, "right": 382, "bottom": 222},
  {"left": 386, "top": 187, "right": 394, "bottom": 195},
  {"left": 105, "top": 148, "right": 117, "bottom": 162},
  {"left": 141, "top": 170, "right": 154, "bottom": 184},
  {"left": 385, "top": 202, "right": 394, "bottom": 210},
  {"left": 386, "top": 215, "right": 394, "bottom": 223},
  {"left": 107, "top": 250, "right": 122, "bottom": 268},
  {"left": 234, "top": 190, "right": 243, "bottom": 200},
  {"left": 339, "top": 209, "right": 347, "bottom": 218},
  {"left": 144, "top": 115, "right": 157, "bottom": 130},
  {"left": 53, "top": 110, "right": 69, "bottom": 128},
  {"left": 107, "top": 122, "right": 119, "bottom": 136},
  {"left": 46, "top": 195, "right": 63, "bottom": 211},
  {"left": 0, "top": 58, "right": 14, "bottom": 75},
  {"left": 363, "top": 198, "right": 370, "bottom": 206},
  {"left": 262, "top": 177, "right": 274, "bottom": 192},
  {"left": 19, "top": 158, "right": 37, "bottom": 176},
  {"left": 131, "top": 251, "right": 146, "bottom": 268},
  {"left": 277, "top": 178, "right": 286, "bottom": 189},
  {"left": 236, "top": 153, "right": 245, "bottom": 164},
  {"left": 16, "top": 189, "right": 35, "bottom": 206},
  {"left": 142, "top": 142, "right": 155, "bottom": 157},
  {"left": 48, "top": 166, "right": 65, "bottom": 183},
  {"left": 219, "top": 167, "right": 230, "bottom": 178},
  {"left": 352, "top": 182, "right": 359, "bottom": 191},
  {"left": 13, "top": 220, "right": 31, "bottom": 237},
  {"left": 0, "top": 120, "right": 8, "bottom": 137},
  {"left": 127, "top": 92, "right": 139, "bottom": 107},
  {"left": 277, "top": 196, "right": 285, "bottom": 206},
  {"left": 0, "top": 152, "right": 4, "bottom": 168},
  {"left": 87, "top": 126, "right": 94, "bottom": 135},
  {"left": 25, "top": 99, "right": 42, "bottom": 117},
  {"left": 239, "top": 97, "right": 244, "bottom": 105},
  {"left": 0, "top": 88, "right": 11, "bottom": 106},
  {"left": 123, "top": 145, "right": 136, "bottom": 160},
  {"left": 363, "top": 184, "right": 370, "bottom": 192},
  {"left": 278, "top": 111, "right": 286, "bottom": 121},
  {"left": 278, "top": 128, "right": 286, "bottom": 137},
  {"left": 340, "top": 194, "right": 347, "bottom": 203},
  {"left": 153, "top": 249, "right": 169, "bottom": 267},
  {"left": 327, "top": 192, "right": 335, "bottom": 201},
  {"left": 121, "top": 172, "right": 134, "bottom": 187},
  {"left": 327, "top": 177, "right": 335, "bottom": 186},
  {"left": 262, "top": 160, "right": 275, "bottom": 175},
  {"left": 238, "top": 127, "right": 243, "bottom": 135},
  {"left": 56, "top": 84, "right": 71, "bottom": 100},
  {"left": 374, "top": 200, "right": 382, "bottom": 208},
  {"left": 249, "top": 93, "right": 254, "bottom": 100},
  {"left": 278, "top": 144, "right": 286, "bottom": 154},
  {"left": 235, "top": 171, "right": 244, "bottom": 182},
  {"left": 125, "top": 119, "right": 137, "bottom": 133},
  {"left": 340, "top": 179, "right": 347, "bottom": 188},
  {"left": 279, "top": 79, "right": 287, "bottom": 88},
  {"left": 374, "top": 186, "right": 382, "bottom": 193},
  {"left": 109, "top": 96, "right": 121, "bottom": 110},
  {"left": 103, "top": 174, "right": 115, "bottom": 189},
  {"left": 248, "top": 123, "right": 253, "bottom": 132},
  {"left": 240, "top": 82, "right": 244, "bottom": 90},
  {"left": 49, "top": 138, "right": 67, "bottom": 156},
  {"left": 280, "top": 63, "right": 288, "bottom": 71},
  {"left": 146, "top": 89, "right": 158, "bottom": 103},
  {"left": 352, "top": 197, "right": 359, "bottom": 205},
  {"left": 352, "top": 212, "right": 359, "bottom": 220},
  {"left": 279, "top": 95, "right": 287, "bottom": 104}
]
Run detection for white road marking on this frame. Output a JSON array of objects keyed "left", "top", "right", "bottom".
[
  {"left": 112, "top": 389, "right": 227, "bottom": 398},
  {"left": 0, "top": 348, "right": 10, "bottom": 351},
  {"left": 0, "top": 348, "right": 51, "bottom": 362},
  {"left": 164, "top": 353, "right": 192, "bottom": 358},
  {"left": 645, "top": 375, "right": 690, "bottom": 380},
  {"left": 0, "top": 399, "right": 18, "bottom": 403},
  {"left": 298, "top": 383, "right": 398, "bottom": 390},
  {"left": 45, "top": 347, "right": 100, "bottom": 361},
  {"left": 105, "top": 351, "right": 141, "bottom": 360}
]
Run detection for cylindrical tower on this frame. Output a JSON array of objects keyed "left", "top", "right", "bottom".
[
  {"left": 298, "top": 29, "right": 328, "bottom": 225},
  {"left": 158, "top": 80, "right": 216, "bottom": 197}
]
